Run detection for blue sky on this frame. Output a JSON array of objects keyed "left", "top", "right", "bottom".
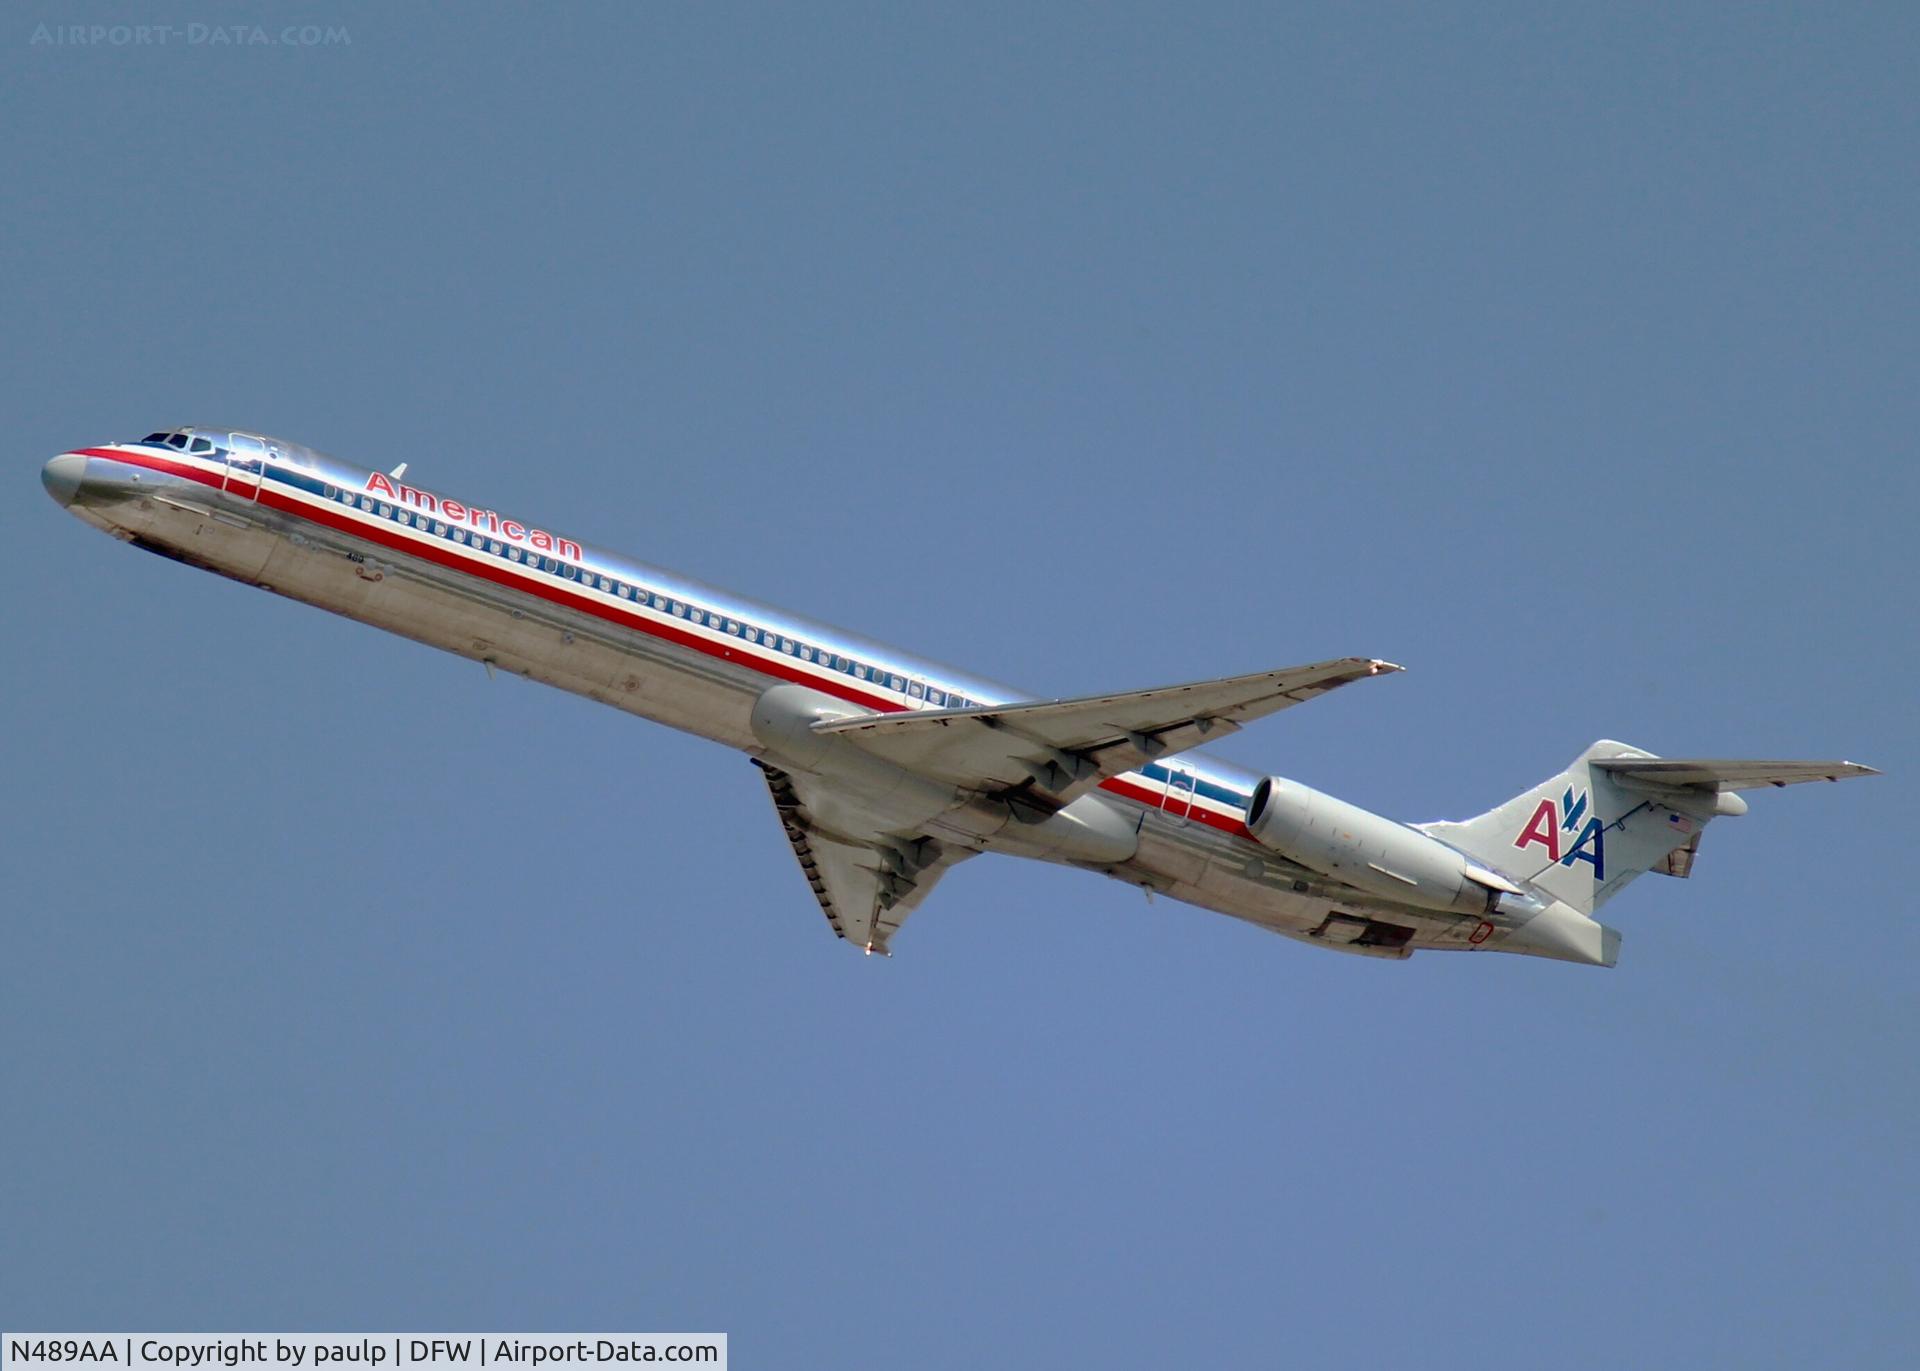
[{"left": 4, "top": 4, "right": 1914, "bottom": 1366}]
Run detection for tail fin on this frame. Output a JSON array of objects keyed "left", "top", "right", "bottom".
[{"left": 1416, "top": 740, "right": 1722, "bottom": 915}]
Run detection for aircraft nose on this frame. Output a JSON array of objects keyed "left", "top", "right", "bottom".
[{"left": 41, "top": 452, "right": 88, "bottom": 507}]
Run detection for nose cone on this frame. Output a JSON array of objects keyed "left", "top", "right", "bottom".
[{"left": 42, "top": 452, "right": 88, "bottom": 507}]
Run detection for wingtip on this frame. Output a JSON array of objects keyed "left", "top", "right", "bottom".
[{"left": 1368, "top": 659, "right": 1406, "bottom": 675}]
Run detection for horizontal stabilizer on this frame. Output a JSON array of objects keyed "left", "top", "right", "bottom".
[
  {"left": 1592, "top": 758, "right": 1879, "bottom": 791},
  {"left": 815, "top": 657, "right": 1401, "bottom": 808},
  {"left": 1422, "top": 740, "right": 1878, "bottom": 915}
]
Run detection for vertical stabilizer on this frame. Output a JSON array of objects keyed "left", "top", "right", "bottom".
[{"left": 1415, "top": 741, "right": 1721, "bottom": 914}]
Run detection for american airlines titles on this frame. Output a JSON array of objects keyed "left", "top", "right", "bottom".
[{"left": 363, "top": 471, "right": 582, "bottom": 563}]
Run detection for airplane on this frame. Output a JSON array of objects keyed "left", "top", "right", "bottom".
[{"left": 41, "top": 429, "right": 1877, "bottom": 968}]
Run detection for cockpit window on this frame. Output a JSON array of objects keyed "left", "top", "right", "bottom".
[
  {"left": 188, "top": 437, "right": 215, "bottom": 455},
  {"left": 142, "top": 432, "right": 176, "bottom": 445},
  {"left": 164, "top": 433, "right": 190, "bottom": 450}
]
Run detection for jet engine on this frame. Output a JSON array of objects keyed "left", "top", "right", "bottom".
[{"left": 1245, "top": 776, "right": 1524, "bottom": 917}]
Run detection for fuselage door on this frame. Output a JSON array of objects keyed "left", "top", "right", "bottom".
[
  {"left": 225, "top": 432, "right": 267, "bottom": 502},
  {"left": 1161, "top": 766, "right": 1197, "bottom": 825}
]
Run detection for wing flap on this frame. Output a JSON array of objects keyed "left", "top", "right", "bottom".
[
  {"left": 814, "top": 657, "right": 1400, "bottom": 805},
  {"left": 755, "top": 760, "right": 969, "bottom": 954}
]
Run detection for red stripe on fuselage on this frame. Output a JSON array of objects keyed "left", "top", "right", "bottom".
[
  {"left": 87, "top": 445, "right": 1255, "bottom": 840},
  {"left": 82, "top": 446, "right": 227, "bottom": 490},
  {"left": 1099, "top": 775, "right": 1252, "bottom": 838},
  {"left": 86, "top": 445, "right": 906, "bottom": 712}
]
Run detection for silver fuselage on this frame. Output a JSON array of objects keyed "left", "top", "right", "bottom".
[{"left": 42, "top": 429, "right": 1546, "bottom": 961}]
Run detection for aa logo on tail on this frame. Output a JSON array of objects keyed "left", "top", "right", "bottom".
[{"left": 1513, "top": 786, "right": 1606, "bottom": 879}]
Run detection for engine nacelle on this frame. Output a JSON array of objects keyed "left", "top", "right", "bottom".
[{"left": 1245, "top": 775, "right": 1519, "bottom": 917}]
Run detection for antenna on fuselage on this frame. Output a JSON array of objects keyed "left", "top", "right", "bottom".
[{"left": 389, "top": 462, "right": 408, "bottom": 480}]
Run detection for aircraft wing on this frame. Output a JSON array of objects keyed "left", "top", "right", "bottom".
[
  {"left": 1592, "top": 758, "right": 1880, "bottom": 791},
  {"left": 813, "top": 657, "right": 1400, "bottom": 809},
  {"left": 754, "top": 760, "right": 972, "bottom": 954}
]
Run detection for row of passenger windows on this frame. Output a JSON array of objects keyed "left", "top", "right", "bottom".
[{"left": 323, "top": 483, "right": 977, "bottom": 709}]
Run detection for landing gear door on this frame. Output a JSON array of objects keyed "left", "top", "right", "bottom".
[{"left": 225, "top": 432, "right": 267, "bottom": 502}]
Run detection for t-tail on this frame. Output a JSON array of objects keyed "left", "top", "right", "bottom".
[{"left": 1417, "top": 740, "right": 1878, "bottom": 919}]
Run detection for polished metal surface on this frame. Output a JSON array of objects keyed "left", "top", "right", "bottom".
[
  {"left": 50, "top": 425, "right": 1847, "bottom": 965},
  {"left": 40, "top": 452, "right": 85, "bottom": 507},
  {"left": 28, "top": 429, "right": 1470, "bottom": 955}
]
